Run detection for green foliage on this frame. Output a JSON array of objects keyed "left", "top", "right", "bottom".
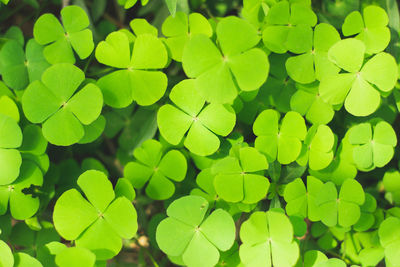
[{"left": 1, "top": 1, "right": 400, "bottom": 266}]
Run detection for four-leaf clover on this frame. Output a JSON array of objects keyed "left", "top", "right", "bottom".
[
  {"left": 95, "top": 31, "right": 168, "bottom": 108},
  {"left": 53, "top": 170, "right": 138, "bottom": 260},
  {"left": 283, "top": 176, "right": 324, "bottom": 221},
  {"left": 239, "top": 210, "right": 300, "bottom": 267},
  {"left": 123, "top": 139, "right": 187, "bottom": 200},
  {"left": 162, "top": 12, "right": 213, "bottom": 62},
  {"left": 33, "top": 5, "right": 94, "bottom": 64},
  {"left": 285, "top": 23, "right": 341, "bottom": 84},
  {"left": 348, "top": 120, "right": 397, "bottom": 171},
  {"left": 253, "top": 109, "right": 307, "bottom": 164},
  {"left": 156, "top": 195, "right": 236, "bottom": 267},
  {"left": 212, "top": 146, "right": 270, "bottom": 204},
  {"left": 182, "top": 16, "right": 269, "bottom": 104},
  {"left": 315, "top": 179, "right": 365, "bottom": 227},
  {"left": 0, "top": 39, "right": 49, "bottom": 90},
  {"left": 157, "top": 79, "right": 236, "bottom": 156},
  {"left": 22, "top": 63, "right": 103, "bottom": 146}
]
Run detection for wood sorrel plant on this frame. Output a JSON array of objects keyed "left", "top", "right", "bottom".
[{"left": 0, "top": 0, "right": 400, "bottom": 266}]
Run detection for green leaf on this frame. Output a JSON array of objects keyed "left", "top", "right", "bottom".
[
  {"left": 328, "top": 39, "right": 365, "bottom": 73},
  {"left": 379, "top": 216, "right": 400, "bottom": 266},
  {"left": 254, "top": 110, "right": 307, "bottom": 164},
  {"left": 342, "top": 6, "right": 390, "bottom": 54},
  {"left": 316, "top": 179, "right": 365, "bottom": 227},
  {"left": 213, "top": 146, "right": 269, "bottom": 204},
  {"left": 13, "top": 252, "right": 43, "bottom": 267},
  {"left": 55, "top": 247, "right": 95, "bottom": 267},
  {"left": 284, "top": 176, "right": 323, "bottom": 221},
  {"left": 53, "top": 189, "right": 98, "bottom": 240},
  {"left": 165, "top": 0, "right": 178, "bottom": 16},
  {"left": 239, "top": 211, "right": 300, "bottom": 267},
  {"left": 33, "top": 5, "right": 94, "bottom": 63},
  {"left": 0, "top": 240, "right": 13, "bottom": 267},
  {"left": 156, "top": 196, "right": 235, "bottom": 266}
]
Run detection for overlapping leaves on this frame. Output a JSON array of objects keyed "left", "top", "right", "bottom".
[
  {"left": 53, "top": 170, "right": 138, "bottom": 260},
  {"left": 123, "top": 139, "right": 187, "bottom": 200}
]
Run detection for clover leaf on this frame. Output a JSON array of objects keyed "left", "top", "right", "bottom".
[
  {"left": 191, "top": 168, "right": 218, "bottom": 204},
  {"left": 0, "top": 161, "right": 43, "bottom": 220},
  {"left": 379, "top": 216, "right": 400, "bottom": 266},
  {"left": 157, "top": 79, "right": 236, "bottom": 156},
  {"left": 156, "top": 195, "right": 236, "bottom": 267},
  {"left": 55, "top": 247, "right": 96, "bottom": 267},
  {"left": 242, "top": 0, "right": 269, "bottom": 27},
  {"left": 33, "top": 5, "right": 93, "bottom": 64},
  {"left": 53, "top": 170, "right": 138, "bottom": 260},
  {"left": 182, "top": 16, "right": 269, "bottom": 104},
  {"left": 0, "top": 113, "right": 22, "bottom": 185},
  {"left": 283, "top": 176, "right": 324, "bottom": 221},
  {"left": 353, "top": 193, "right": 377, "bottom": 232},
  {"left": 239, "top": 210, "right": 300, "bottom": 267},
  {"left": 319, "top": 38, "right": 398, "bottom": 116},
  {"left": 95, "top": 30, "right": 168, "bottom": 108},
  {"left": 316, "top": 179, "right": 365, "bottom": 227},
  {"left": 253, "top": 109, "right": 307, "bottom": 164},
  {"left": 262, "top": 0, "right": 317, "bottom": 53},
  {"left": 212, "top": 146, "right": 270, "bottom": 204},
  {"left": 0, "top": 95, "right": 19, "bottom": 122},
  {"left": 0, "top": 239, "right": 13, "bottom": 267},
  {"left": 383, "top": 170, "right": 400, "bottom": 205},
  {"left": 118, "top": 0, "right": 148, "bottom": 9},
  {"left": 22, "top": 63, "right": 103, "bottom": 146},
  {"left": 286, "top": 23, "right": 341, "bottom": 84},
  {"left": 13, "top": 252, "right": 43, "bottom": 267},
  {"left": 309, "top": 133, "right": 357, "bottom": 185},
  {"left": 123, "top": 139, "right": 187, "bottom": 200},
  {"left": 297, "top": 124, "right": 335, "bottom": 171},
  {"left": 342, "top": 5, "right": 390, "bottom": 54},
  {"left": 290, "top": 82, "right": 334, "bottom": 125},
  {"left": 0, "top": 39, "right": 49, "bottom": 90},
  {"left": 348, "top": 120, "right": 397, "bottom": 171},
  {"left": 162, "top": 12, "right": 212, "bottom": 61}
]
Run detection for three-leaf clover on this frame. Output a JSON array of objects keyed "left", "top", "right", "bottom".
[
  {"left": 0, "top": 113, "right": 22, "bottom": 185},
  {"left": 22, "top": 63, "right": 103, "bottom": 146},
  {"left": 182, "top": 16, "right": 269, "bottom": 104},
  {"left": 212, "top": 146, "right": 270, "bottom": 204},
  {"left": 95, "top": 30, "right": 168, "bottom": 108},
  {"left": 319, "top": 38, "right": 398, "bottom": 116},
  {"left": 123, "top": 139, "right": 187, "bottom": 200},
  {"left": 315, "top": 179, "right": 365, "bottom": 227},
  {"left": 33, "top": 5, "right": 94, "bottom": 64},
  {"left": 239, "top": 210, "right": 300, "bottom": 267},
  {"left": 0, "top": 39, "right": 49, "bottom": 90},
  {"left": 285, "top": 23, "right": 341, "bottom": 84},
  {"left": 162, "top": 12, "right": 213, "bottom": 62},
  {"left": 253, "top": 109, "right": 307, "bottom": 164},
  {"left": 290, "top": 82, "right": 334, "bottom": 125},
  {"left": 53, "top": 170, "right": 138, "bottom": 260},
  {"left": 156, "top": 195, "right": 236, "bottom": 267},
  {"left": 297, "top": 124, "right": 336, "bottom": 171},
  {"left": 283, "top": 176, "right": 324, "bottom": 221},
  {"left": 348, "top": 121, "right": 397, "bottom": 171},
  {"left": 262, "top": 0, "right": 317, "bottom": 53},
  {"left": 342, "top": 5, "right": 390, "bottom": 54},
  {"left": 0, "top": 161, "right": 43, "bottom": 220},
  {"left": 379, "top": 216, "right": 400, "bottom": 266},
  {"left": 157, "top": 79, "right": 236, "bottom": 156}
]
